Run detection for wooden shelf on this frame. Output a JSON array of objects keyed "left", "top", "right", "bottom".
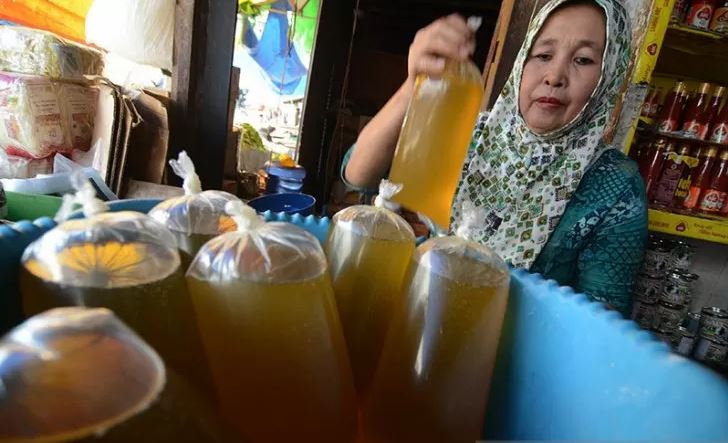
[
  {"left": 663, "top": 24, "right": 728, "bottom": 57},
  {"left": 649, "top": 208, "right": 728, "bottom": 245}
]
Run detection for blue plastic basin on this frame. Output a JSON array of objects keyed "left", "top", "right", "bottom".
[
  {"left": 247, "top": 192, "right": 316, "bottom": 216},
  {"left": 1, "top": 199, "right": 728, "bottom": 441}
]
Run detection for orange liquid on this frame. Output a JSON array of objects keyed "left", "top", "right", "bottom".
[
  {"left": 361, "top": 260, "right": 509, "bottom": 443},
  {"left": 186, "top": 273, "right": 357, "bottom": 443},
  {"left": 20, "top": 268, "right": 213, "bottom": 397},
  {"left": 325, "top": 228, "right": 415, "bottom": 401},
  {"left": 389, "top": 71, "right": 483, "bottom": 228}
]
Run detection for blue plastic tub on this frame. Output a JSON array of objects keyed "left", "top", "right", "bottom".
[
  {"left": 1, "top": 200, "right": 727, "bottom": 440},
  {"left": 247, "top": 192, "right": 316, "bottom": 216}
]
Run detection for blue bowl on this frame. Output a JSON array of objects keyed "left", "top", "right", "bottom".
[{"left": 247, "top": 193, "right": 316, "bottom": 216}]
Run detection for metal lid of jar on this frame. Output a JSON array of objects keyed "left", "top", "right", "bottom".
[
  {"left": 676, "top": 326, "right": 695, "bottom": 338},
  {"left": 677, "top": 270, "right": 699, "bottom": 281},
  {"left": 659, "top": 300, "right": 685, "bottom": 310},
  {"left": 702, "top": 306, "right": 728, "bottom": 318}
]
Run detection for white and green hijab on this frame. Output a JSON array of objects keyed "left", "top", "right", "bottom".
[{"left": 451, "top": 0, "right": 631, "bottom": 268}]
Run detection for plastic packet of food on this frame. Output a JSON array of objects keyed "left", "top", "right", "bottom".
[
  {"left": 0, "top": 72, "right": 98, "bottom": 159},
  {"left": 0, "top": 25, "right": 104, "bottom": 80}
]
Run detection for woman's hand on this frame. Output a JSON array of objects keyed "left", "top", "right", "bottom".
[{"left": 407, "top": 14, "right": 476, "bottom": 83}]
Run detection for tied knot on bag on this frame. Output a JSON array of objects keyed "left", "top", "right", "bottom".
[
  {"left": 225, "top": 200, "right": 264, "bottom": 232},
  {"left": 455, "top": 200, "right": 486, "bottom": 241},
  {"left": 54, "top": 171, "right": 109, "bottom": 222},
  {"left": 374, "top": 179, "right": 403, "bottom": 211},
  {"left": 169, "top": 151, "right": 202, "bottom": 195}
]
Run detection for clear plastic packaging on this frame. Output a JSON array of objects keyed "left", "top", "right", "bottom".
[
  {"left": 19, "top": 176, "right": 211, "bottom": 395},
  {"left": 0, "top": 25, "right": 104, "bottom": 80},
  {"left": 362, "top": 235, "right": 510, "bottom": 443},
  {"left": 388, "top": 17, "right": 484, "bottom": 229},
  {"left": 85, "top": 0, "right": 174, "bottom": 71},
  {"left": 149, "top": 151, "right": 241, "bottom": 259},
  {"left": 0, "top": 307, "right": 165, "bottom": 442},
  {"left": 0, "top": 72, "right": 98, "bottom": 159},
  {"left": 186, "top": 201, "right": 357, "bottom": 442},
  {"left": 325, "top": 180, "right": 416, "bottom": 398}
]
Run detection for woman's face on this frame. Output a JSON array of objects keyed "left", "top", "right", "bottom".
[{"left": 519, "top": 3, "right": 606, "bottom": 134}]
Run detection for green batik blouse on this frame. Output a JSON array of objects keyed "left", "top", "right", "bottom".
[{"left": 340, "top": 145, "right": 647, "bottom": 316}]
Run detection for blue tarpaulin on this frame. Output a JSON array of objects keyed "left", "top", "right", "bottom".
[{"left": 243, "top": 0, "right": 308, "bottom": 96}]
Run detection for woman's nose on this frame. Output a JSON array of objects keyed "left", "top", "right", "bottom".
[{"left": 543, "top": 62, "right": 568, "bottom": 88}]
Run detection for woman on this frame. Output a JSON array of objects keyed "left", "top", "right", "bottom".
[{"left": 343, "top": 0, "right": 647, "bottom": 315}]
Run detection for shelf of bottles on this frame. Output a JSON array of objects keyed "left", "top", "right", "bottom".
[
  {"left": 631, "top": 74, "right": 728, "bottom": 244},
  {"left": 648, "top": 208, "right": 728, "bottom": 244}
]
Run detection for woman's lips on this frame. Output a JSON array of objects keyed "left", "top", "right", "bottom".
[{"left": 535, "top": 97, "right": 564, "bottom": 108}]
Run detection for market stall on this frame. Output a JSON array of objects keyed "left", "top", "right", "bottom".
[{"left": 0, "top": 0, "right": 728, "bottom": 442}]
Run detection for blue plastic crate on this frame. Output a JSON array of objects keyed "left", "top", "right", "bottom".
[{"left": 1, "top": 199, "right": 727, "bottom": 440}]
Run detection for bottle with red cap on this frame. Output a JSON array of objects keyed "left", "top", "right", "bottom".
[
  {"left": 684, "top": 145, "right": 719, "bottom": 211},
  {"left": 697, "top": 148, "right": 728, "bottom": 215},
  {"left": 657, "top": 81, "right": 688, "bottom": 133},
  {"left": 681, "top": 83, "right": 713, "bottom": 139}
]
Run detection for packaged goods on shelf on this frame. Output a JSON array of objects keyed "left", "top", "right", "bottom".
[
  {"left": 0, "top": 26, "right": 103, "bottom": 81},
  {"left": 0, "top": 72, "right": 98, "bottom": 159}
]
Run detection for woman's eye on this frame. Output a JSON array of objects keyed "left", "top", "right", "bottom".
[
  {"left": 533, "top": 53, "right": 551, "bottom": 61},
  {"left": 575, "top": 57, "right": 594, "bottom": 65}
]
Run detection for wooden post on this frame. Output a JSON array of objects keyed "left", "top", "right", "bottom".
[
  {"left": 297, "top": 0, "right": 356, "bottom": 209},
  {"left": 170, "top": 0, "right": 238, "bottom": 190}
]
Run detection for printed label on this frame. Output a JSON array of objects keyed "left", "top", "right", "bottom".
[{"left": 698, "top": 189, "right": 727, "bottom": 212}]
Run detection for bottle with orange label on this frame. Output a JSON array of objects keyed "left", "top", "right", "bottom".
[
  {"left": 685, "top": 0, "right": 718, "bottom": 29},
  {"left": 710, "top": 0, "right": 728, "bottom": 33},
  {"left": 697, "top": 149, "right": 728, "bottom": 215},
  {"left": 683, "top": 145, "right": 719, "bottom": 211}
]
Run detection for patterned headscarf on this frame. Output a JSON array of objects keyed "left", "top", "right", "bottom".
[{"left": 451, "top": 0, "right": 631, "bottom": 268}]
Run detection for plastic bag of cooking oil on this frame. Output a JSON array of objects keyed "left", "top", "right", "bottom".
[
  {"left": 149, "top": 151, "right": 241, "bottom": 260},
  {"left": 325, "top": 179, "right": 415, "bottom": 398},
  {"left": 362, "top": 228, "right": 510, "bottom": 442},
  {"left": 0, "top": 307, "right": 165, "bottom": 443},
  {"left": 186, "top": 201, "right": 357, "bottom": 443},
  {"left": 19, "top": 172, "right": 211, "bottom": 395},
  {"left": 388, "top": 16, "right": 484, "bottom": 229}
]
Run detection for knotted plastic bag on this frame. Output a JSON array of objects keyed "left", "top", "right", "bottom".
[
  {"left": 0, "top": 307, "right": 165, "bottom": 442},
  {"left": 388, "top": 16, "right": 484, "bottom": 229},
  {"left": 186, "top": 201, "right": 357, "bottom": 442},
  {"left": 325, "top": 179, "right": 416, "bottom": 397},
  {"left": 362, "top": 231, "right": 510, "bottom": 442},
  {"left": 149, "top": 151, "right": 242, "bottom": 259},
  {"left": 20, "top": 172, "right": 210, "bottom": 394}
]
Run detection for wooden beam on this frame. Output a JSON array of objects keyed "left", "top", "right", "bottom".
[
  {"left": 298, "top": 0, "right": 356, "bottom": 208},
  {"left": 170, "top": 0, "right": 238, "bottom": 190}
]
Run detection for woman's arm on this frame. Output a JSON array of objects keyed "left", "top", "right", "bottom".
[
  {"left": 344, "top": 81, "right": 414, "bottom": 189},
  {"left": 344, "top": 14, "right": 475, "bottom": 189},
  {"left": 575, "top": 173, "right": 648, "bottom": 316}
]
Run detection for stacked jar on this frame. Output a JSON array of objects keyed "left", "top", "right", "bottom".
[
  {"left": 631, "top": 236, "right": 699, "bottom": 346},
  {"left": 694, "top": 307, "right": 728, "bottom": 370}
]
